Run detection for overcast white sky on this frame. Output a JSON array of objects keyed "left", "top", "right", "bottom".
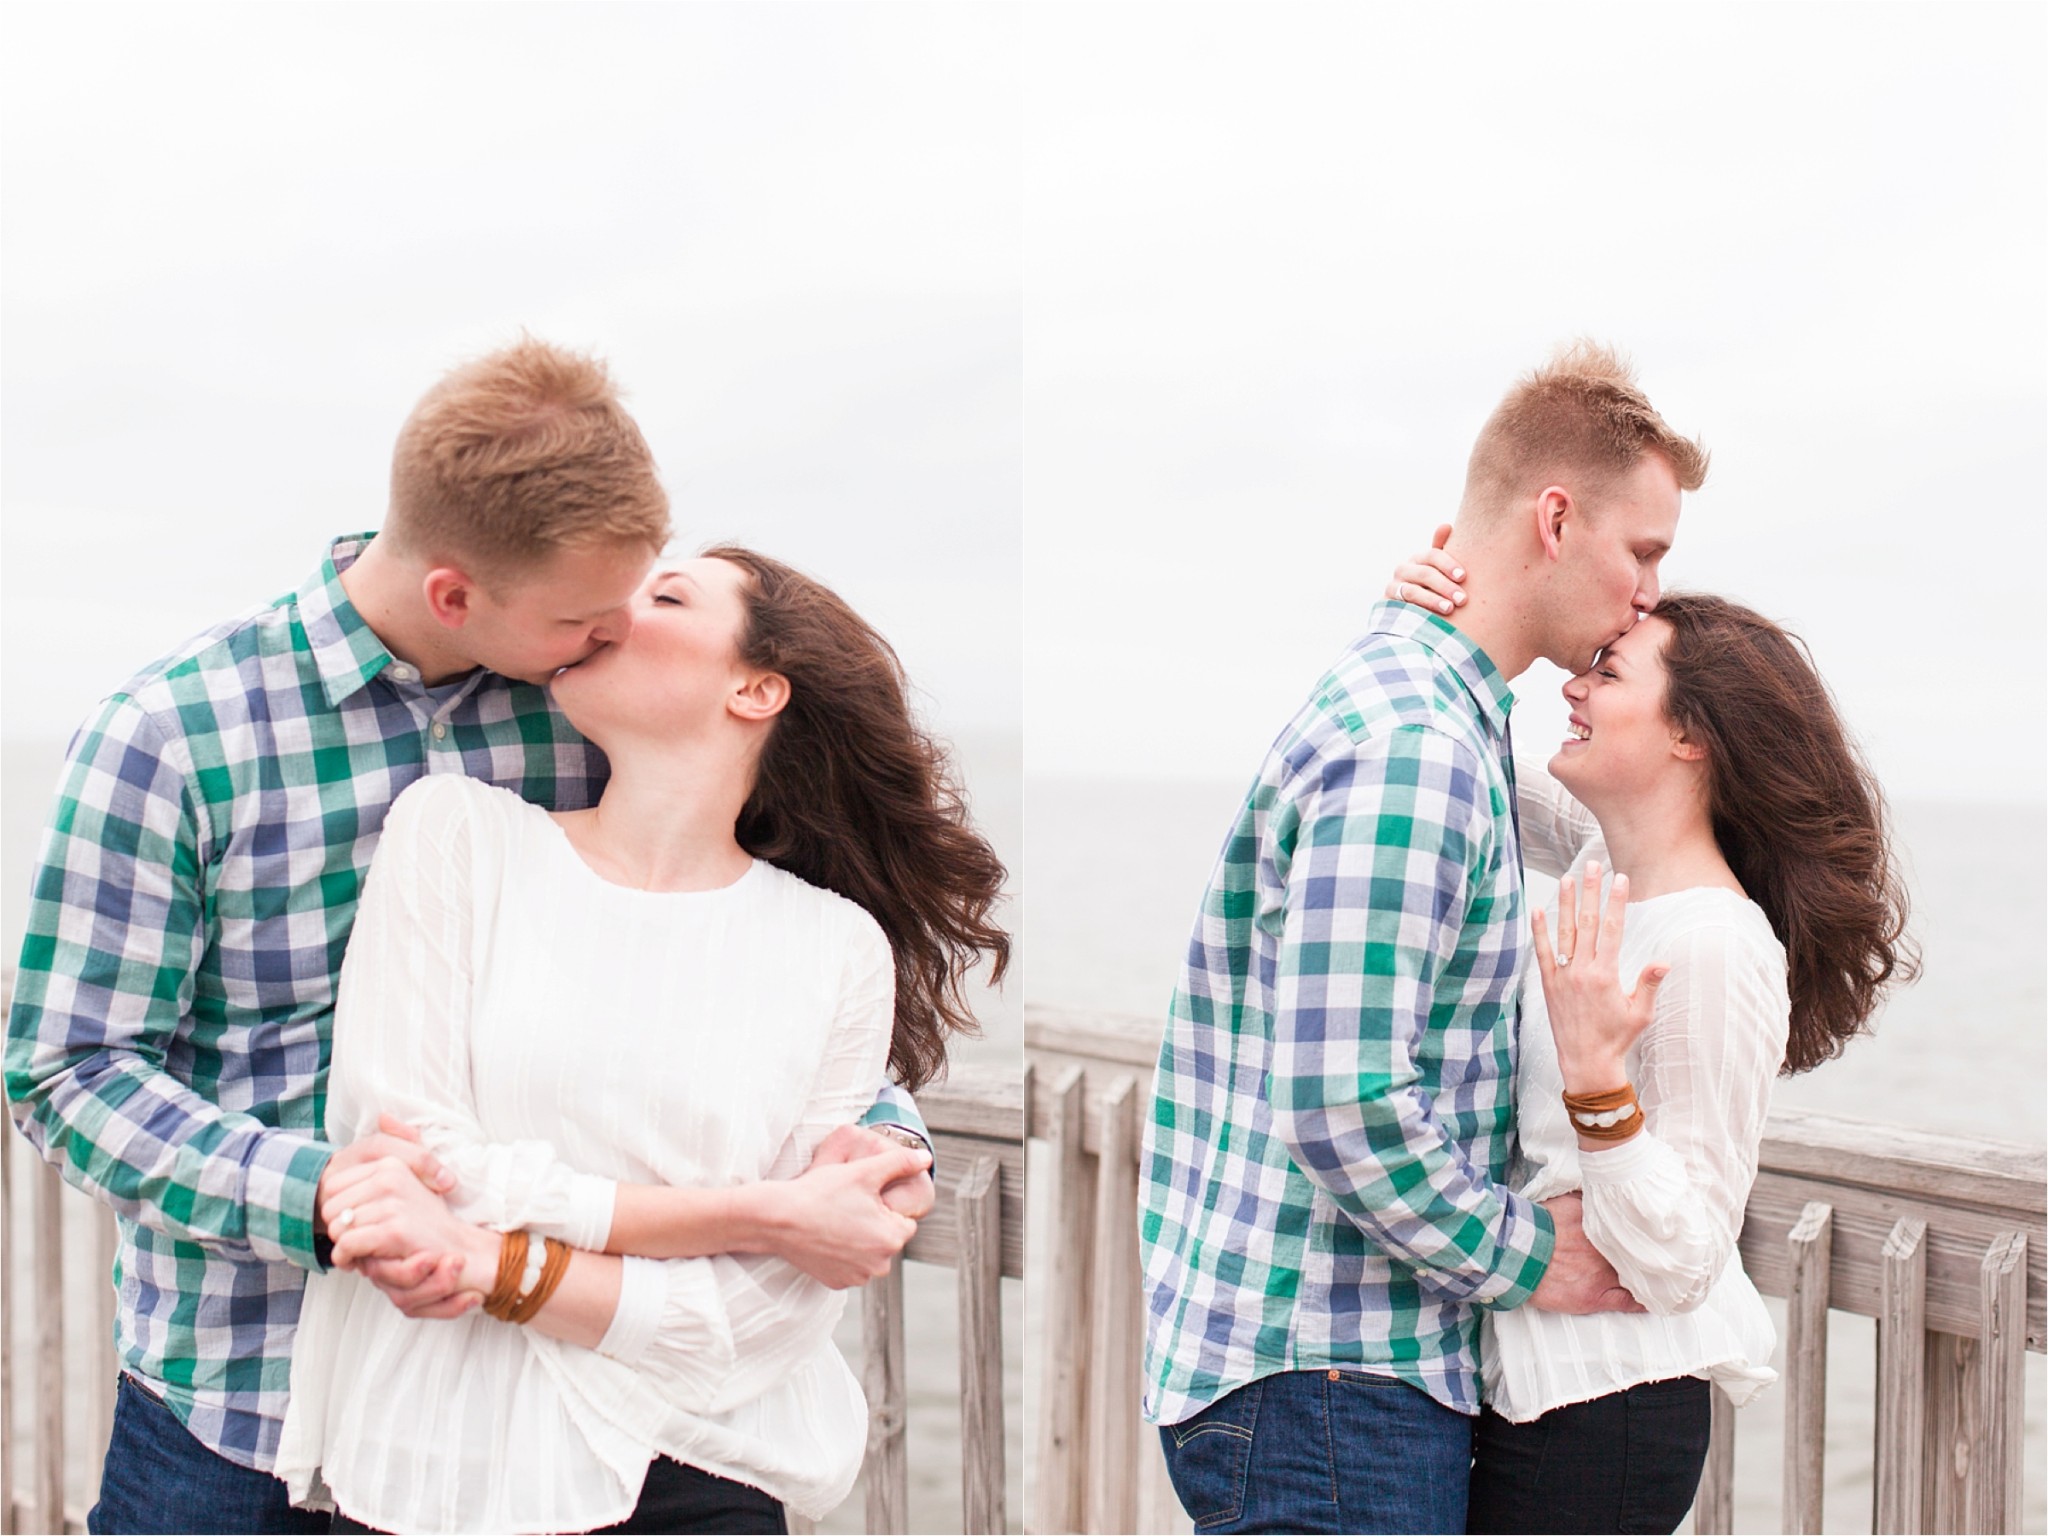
[
  {"left": 1021, "top": 4, "right": 2046, "bottom": 805},
  {"left": 2, "top": 3, "right": 1020, "bottom": 747}
]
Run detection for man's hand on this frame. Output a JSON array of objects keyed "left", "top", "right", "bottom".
[
  {"left": 763, "top": 1131, "right": 929, "bottom": 1288},
  {"left": 1528, "top": 1193, "right": 1647, "bottom": 1315},
  {"left": 814, "top": 1123, "right": 936, "bottom": 1221}
]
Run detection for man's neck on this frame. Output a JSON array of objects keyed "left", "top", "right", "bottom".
[
  {"left": 1419, "top": 537, "right": 1543, "bottom": 682},
  {"left": 336, "top": 536, "right": 478, "bottom": 685}
]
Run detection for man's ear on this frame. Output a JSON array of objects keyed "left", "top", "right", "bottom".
[
  {"left": 729, "top": 671, "right": 790, "bottom": 723},
  {"left": 1533, "top": 486, "right": 1571, "bottom": 562},
  {"left": 422, "top": 567, "right": 480, "bottom": 631}
]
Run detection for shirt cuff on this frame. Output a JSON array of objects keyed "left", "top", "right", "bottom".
[
  {"left": 1577, "top": 1130, "right": 1662, "bottom": 1185},
  {"left": 246, "top": 1132, "right": 334, "bottom": 1270},
  {"left": 1475, "top": 1190, "right": 1556, "bottom": 1311},
  {"left": 595, "top": 1255, "right": 669, "bottom": 1363},
  {"left": 561, "top": 1173, "right": 620, "bottom": 1253}
]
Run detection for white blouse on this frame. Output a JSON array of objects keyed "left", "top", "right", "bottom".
[
  {"left": 1482, "top": 764, "right": 1789, "bottom": 1423},
  {"left": 275, "top": 774, "right": 893, "bottom": 1532}
]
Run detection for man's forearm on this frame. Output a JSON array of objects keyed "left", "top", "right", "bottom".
[{"left": 5, "top": 1044, "right": 331, "bottom": 1268}]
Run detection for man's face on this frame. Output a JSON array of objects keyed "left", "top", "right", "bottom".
[
  {"left": 1544, "top": 453, "right": 1683, "bottom": 674},
  {"left": 453, "top": 540, "right": 658, "bottom": 685}
]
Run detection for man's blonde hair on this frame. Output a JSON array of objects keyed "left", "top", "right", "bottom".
[
  {"left": 386, "top": 337, "right": 671, "bottom": 583},
  {"left": 1462, "top": 341, "right": 1707, "bottom": 516}
]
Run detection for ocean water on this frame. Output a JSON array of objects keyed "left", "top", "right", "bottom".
[
  {"left": 3, "top": 730, "right": 1024, "bottom": 1533},
  {"left": 1025, "top": 773, "right": 2046, "bottom": 1534}
]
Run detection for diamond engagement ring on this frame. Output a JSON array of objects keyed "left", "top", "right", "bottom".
[{"left": 332, "top": 1206, "right": 357, "bottom": 1235}]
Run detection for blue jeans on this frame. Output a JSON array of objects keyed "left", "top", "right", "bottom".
[
  {"left": 1159, "top": 1368, "right": 1476, "bottom": 1533},
  {"left": 89, "top": 1374, "right": 330, "bottom": 1535}
]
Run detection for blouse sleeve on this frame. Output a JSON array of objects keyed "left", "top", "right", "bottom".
[
  {"left": 1575, "top": 917, "right": 1788, "bottom": 1314},
  {"left": 1514, "top": 758, "right": 1603, "bottom": 880},
  {"left": 328, "top": 777, "right": 617, "bottom": 1250},
  {"left": 592, "top": 907, "right": 898, "bottom": 1414}
]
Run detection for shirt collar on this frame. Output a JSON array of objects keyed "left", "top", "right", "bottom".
[
  {"left": 291, "top": 533, "right": 399, "bottom": 708},
  {"left": 1363, "top": 600, "right": 1517, "bottom": 737}
]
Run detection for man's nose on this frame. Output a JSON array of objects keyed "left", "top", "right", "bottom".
[
  {"left": 1636, "top": 573, "right": 1662, "bottom": 612},
  {"left": 590, "top": 607, "right": 634, "bottom": 645}
]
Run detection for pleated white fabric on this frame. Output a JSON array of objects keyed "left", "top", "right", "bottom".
[
  {"left": 1482, "top": 765, "right": 1788, "bottom": 1424},
  {"left": 275, "top": 774, "right": 889, "bottom": 1531}
]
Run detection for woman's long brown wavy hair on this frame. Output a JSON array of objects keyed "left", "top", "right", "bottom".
[
  {"left": 705, "top": 546, "right": 1009, "bottom": 1092},
  {"left": 1653, "top": 593, "right": 1917, "bottom": 1074}
]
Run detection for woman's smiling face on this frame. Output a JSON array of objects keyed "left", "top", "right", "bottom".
[{"left": 1550, "top": 615, "right": 1691, "bottom": 809}]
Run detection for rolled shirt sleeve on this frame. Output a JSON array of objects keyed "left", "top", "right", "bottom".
[{"left": 1267, "top": 729, "right": 1553, "bottom": 1308}]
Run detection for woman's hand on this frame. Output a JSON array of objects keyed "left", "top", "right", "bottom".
[
  {"left": 1531, "top": 861, "right": 1670, "bottom": 1094},
  {"left": 1385, "top": 523, "right": 1466, "bottom": 615},
  {"left": 762, "top": 1133, "right": 928, "bottom": 1289},
  {"left": 321, "top": 1151, "right": 498, "bottom": 1317}
]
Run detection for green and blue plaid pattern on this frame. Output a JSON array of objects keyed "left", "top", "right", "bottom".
[
  {"left": 5, "top": 534, "right": 926, "bottom": 1472},
  {"left": 1139, "top": 603, "right": 1555, "bottom": 1425}
]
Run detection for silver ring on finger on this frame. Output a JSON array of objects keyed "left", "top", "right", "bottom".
[
  {"left": 1394, "top": 582, "right": 1408, "bottom": 604},
  {"left": 1555, "top": 953, "right": 1571, "bottom": 967},
  {"left": 332, "top": 1206, "right": 357, "bottom": 1236}
]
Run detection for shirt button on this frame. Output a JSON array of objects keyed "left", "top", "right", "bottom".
[
  {"left": 431, "top": 722, "right": 448, "bottom": 740},
  {"left": 390, "top": 664, "right": 415, "bottom": 682}
]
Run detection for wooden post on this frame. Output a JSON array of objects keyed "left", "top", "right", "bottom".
[
  {"left": 957, "top": 1156, "right": 1006, "bottom": 1536},
  {"left": 1782, "top": 1200, "right": 1832, "bottom": 1535},
  {"left": 1033, "top": 1065, "right": 1093, "bottom": 1534},
  {"left": 90, "top": 1204, "right": 118, "bottom": 1509},
  {"left": 33, "top": 1162, "right": 64, "bottom": 1536},
  {"left": 861, "top": 1256, "right": 908, "bottom": 1535},
  {"left": 1084, "top": 1078, "right": 1140, "bottom": 1535},
  {"left": 1691, "top": 1385, "right": 1735, "bottom": 1535},
  {"left": 1974, "top": 1232, "right": 2027, "bottom": 1535},
  {"left": 2, "top": 1105, "right": 15, "bottom": 1536},
  {"left": 1875, "top": 1217, "right": 1927, "bottom": 1534},
  {"left": 1922, "top": 1331, "right": 1978, "bottom": 1533}
]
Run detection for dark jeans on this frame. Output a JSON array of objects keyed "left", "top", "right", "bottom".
[
  {"left": 89, "top": 1373, "right": 331, "bottom": 1534},
  {"left": 328, "top": 1456, "right": 786, "bottom": 1535},
  {"left": 1159, "top": 1368, "right": 1475, "bottom": 1533},
  {"left": 1466, "top": 1375, "right": 1712, "bottom": 1534}
]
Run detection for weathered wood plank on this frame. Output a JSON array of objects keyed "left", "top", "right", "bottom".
[
  {"left": 1083, "top": 1078, "right": 1141, "bottom": 1535},
  {"left": 1032, "top": 1065, "right": 1093, "bottom": 1534},
  {"left": 860, "top": 1258, "right": 908, "bottom": 1535},
  {"left": 2, "top": 1116, "right": 15, "bottom": 1536},
  {"left": 1739, "top": 1174, "right": 2045, "bottom": 1348},
  {"left": 901, "top": 1126, "right": 1025, "bottom": 1278},
  {"left": 91, "top": 1203, "right": 118, "bottom": 1501},
  {"left": 1975, "top": 1232, "right": 2027, "bottom": 1535},
  {"left": 920, "top": 1065, "right": 1027, "bottom": 1141},
  {"left": 1922, "top": 1331, "right": 1978, "bottom": 1534},
  {"left": 34, "top": 1161, "right": 63, "bottom": 1536},
  {"left": 1692, "top": 1384, "right": 1734, "bottom": 1534},
  {"left": 1783, "top": 1200, "right": 1832, "bottom": 1535},
  {"left": 1875, "top": 1217, "right": 1928, "bottom": 1534},
  {"left": 956, "top": 1156, "right": 1006, "bottom": 1536}
]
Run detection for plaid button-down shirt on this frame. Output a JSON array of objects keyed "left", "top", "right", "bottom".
[
  {"left": 5, "top": 534, "right": 927, "bottom": 1471},
  {"left": 1139, "top": 603, "right": 1555, "bottom": 1425}
]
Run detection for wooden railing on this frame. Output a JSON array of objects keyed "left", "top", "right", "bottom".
[
  {"left": 1, "top": 989, "right": 1022, "bottom": 1534},
  {"left": 1027, "top": 1005, "right": 2046, "bottom": 1536}
]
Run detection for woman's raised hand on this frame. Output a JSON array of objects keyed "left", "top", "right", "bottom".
[
  {"left": 1530, "top": 861, "right": 1670, "bottom": 1094},
  {"left": 1385, "top": 522, "right": 1466, "bottom": 614}
]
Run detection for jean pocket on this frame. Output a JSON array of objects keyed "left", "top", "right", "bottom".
[{"left": 1164, "top": 1381, "right": 1263, "bottom": 1528}]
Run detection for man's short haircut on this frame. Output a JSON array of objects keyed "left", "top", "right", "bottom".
[
  {"left": 386, "top": 337, "right": 672, "bottom": 583},
  {"left": 1462, "top": 340, "right": 1708, "bottom": 517}
]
